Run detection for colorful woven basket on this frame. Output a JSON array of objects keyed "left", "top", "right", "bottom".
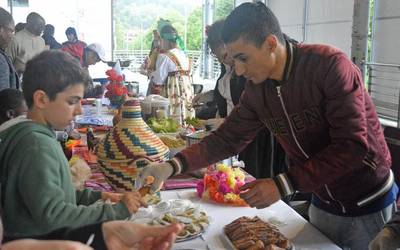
[{"left": 96, "top": 98, "right": 170, "bottom": 190}]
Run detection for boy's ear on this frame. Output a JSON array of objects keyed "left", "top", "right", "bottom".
[{"left": 32, "top": 90, "right": 49, "bottom": 109}]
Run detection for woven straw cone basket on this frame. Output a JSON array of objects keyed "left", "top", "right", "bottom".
[{"left": 96, "top": 99, "right": 170, "bottom": 190}]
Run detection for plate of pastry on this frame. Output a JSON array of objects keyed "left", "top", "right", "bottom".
[{"left": 129, "top": 199, "right": 210, "bottom": 242}]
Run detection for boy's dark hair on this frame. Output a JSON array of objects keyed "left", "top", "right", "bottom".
[
  {"left": 206, "top": 19, "right": 224, "bottom": 50},
  {"left": 22, "top": 50, "right": 90, "bottom": 108},
  {"left": 222, "top": 2, "right": 284, "bottom": 47},
  {"left": 0, "top": 88, "right": 24, "bottom": 122}
]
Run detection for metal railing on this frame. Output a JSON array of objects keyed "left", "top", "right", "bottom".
[
  {"left": 366, "top": 62, "right": 400, "bottom": 128},
  {"left": 113, "top": 49, "right": 220, "bottom": 78}
]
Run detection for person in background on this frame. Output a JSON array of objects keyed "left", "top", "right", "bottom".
[
  {"left": 0, "top": 88, "right": 27, "bottom": 125},
  {"left": 61, "top": 27, "right": 87, "bottom": 64},
  {"left": 138, "top": 3, "right": 397, "bottom": 250},
  {"left": 0, "top": 8, "right": 19, "bottom": 90},
  {"left": 82, "top": 43, "right": 106, "bottom": 68},
  {"left": 149, "top": 24, "right": 195, "bottom": 123},
  {"left": 0, "top": 50, "right": 145, "bottom": 238},
  {"left": 205, "top": 19, "right": 286, "bottom": 179},
  {"left": 141, "top": 29, "right": 162, "bottom": 80},
  {"left": 6, "top": 12, "right": 46, "bottom": 75},
  {"left": 65, "top": 40, "right": 107, "bottom": 98},
  {"left": 148, "top": 29, "right": 162, "bottom": 73},
  {"left": 81, "top": 43, "right": 107, "bottom": 98},
  {"left": 14, "top": 22, "right": 25, "bottom": 33},
  {"left": 42, "top": 24, "right": 61, "bottom": 49}
]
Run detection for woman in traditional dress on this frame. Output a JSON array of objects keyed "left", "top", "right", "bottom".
[{"left": 149, "top": 24, "right": 195, "bottom": 124}]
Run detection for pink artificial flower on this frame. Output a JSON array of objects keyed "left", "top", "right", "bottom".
[
  {"left": 219, "top": 182, "right": 231, "bottom": 194},
  {"left": 196, "top": 181, "right": 205, "bottom": 198},
  {"left": 216, "top": 171, "right": 227, "bottom": 182}
]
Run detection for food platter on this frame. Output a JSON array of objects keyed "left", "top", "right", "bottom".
[
  {"left": 129, "top": 199, "right": 210, "bottom": 242},
  {"left": 221, "top": 232, "right": 295, "bottom": 250},
  {"left": 223, "top": 216, "right": 294, "bottom": 250}
]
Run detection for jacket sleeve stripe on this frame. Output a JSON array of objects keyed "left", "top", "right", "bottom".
[
  {"left": 167, "top": 157, "right": 183, "bottom": 176},
  {"left": 274, "top": 173, "right": 295, "bottom": 197}
]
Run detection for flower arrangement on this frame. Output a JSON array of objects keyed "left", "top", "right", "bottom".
[
  {"left": 104, "top": 69, "right": 127, "bottom": 108},
  {"left": 196, "top": 163, "right": 248, "bottom": 206}
]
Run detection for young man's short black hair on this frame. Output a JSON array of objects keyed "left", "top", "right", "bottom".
[
  {"left": 0, "top": 88, "right": 24, "bottom": 123},
  {"left": 222, "top": 2, "right": 284, "bottom": 47},
  {"left": 22, "top": 50, "right": 91, "bottom": 108}
]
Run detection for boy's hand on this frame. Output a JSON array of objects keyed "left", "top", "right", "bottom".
[
  {"left": 120, "top": 191, "right": 147, "bottom": 214},
  {"left": 101, "top": 192, "right": 124, "bottom": 203},
  {"left": 102, "top": 221, "right": 183, "bottom": 250},
  {"left": 239, "top": 179, "right": 281, "bottom": 209}
]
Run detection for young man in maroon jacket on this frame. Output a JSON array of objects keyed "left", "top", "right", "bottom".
[{"left": 137, "top": 2, "right": 397, "bottom": 249}]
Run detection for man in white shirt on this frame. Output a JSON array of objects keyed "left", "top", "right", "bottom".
[{"left": 6, "top": 12, "right": 46, "bottom": 75}]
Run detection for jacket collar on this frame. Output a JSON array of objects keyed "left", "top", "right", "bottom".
[{"left": 281, "top": 38, "right": 295, "bottom": 83}]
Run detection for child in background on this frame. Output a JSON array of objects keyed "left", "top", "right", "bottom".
[{"left": 0, "top": 88, "right": 27, "bottom": 125}]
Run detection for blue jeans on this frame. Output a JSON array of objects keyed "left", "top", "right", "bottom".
[{"left": 309, "top": 203, "right": 396, "bottom": 250}]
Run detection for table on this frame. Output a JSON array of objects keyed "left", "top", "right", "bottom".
[{"left": 162, "top": 189, "right": 341, "bottom": 250}]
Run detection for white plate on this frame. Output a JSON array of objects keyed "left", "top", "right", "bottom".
[{"left": 129, "top": 199, "right": 210, "bottom": 242}]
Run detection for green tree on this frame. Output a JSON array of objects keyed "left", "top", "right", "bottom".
[
  {"left": 214, "top": 0, "right": 234, "bottom": 20},
  {"left": 112, "top": 0, "right": 221, "bottom": 52},
  {"left": 187, "top": 7, "right": 202, "bottom": 50}
]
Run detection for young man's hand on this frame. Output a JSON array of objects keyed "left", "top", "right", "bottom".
[
  {"left": 102, "top": 221, "right": 183, "bottom": 250},
  {"left": 120, "top": 191, "right": 147, "bottom": 214},
  {"left": 136, "top": 162, "right": 174, "bottom": 193},
  {"left": 2, "top": 239, "right": 93, "bottom": 250},
  {"left": 239, "top": 179, "right": 281, "bottom": 209}
]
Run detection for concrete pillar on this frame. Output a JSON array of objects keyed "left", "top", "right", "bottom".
[
  {"left": 201, "top": 0, "right": 214, "bottom": 79},
  {"left": 351, "top": 0, "right": 371, "bottom": 76}
]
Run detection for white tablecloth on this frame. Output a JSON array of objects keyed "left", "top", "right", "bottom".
[{"left": 162, "top": 189, "right": 341, "bottom": 250}]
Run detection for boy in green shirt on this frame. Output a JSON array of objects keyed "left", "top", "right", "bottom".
[{"left": 0, "top": 50, "right": 145, "bottom": 237}]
